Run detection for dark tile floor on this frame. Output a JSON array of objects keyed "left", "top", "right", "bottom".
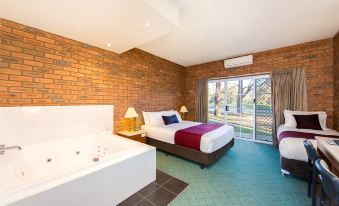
[{"left": 117, "top": 170, "right": 188, "bottom": 206}]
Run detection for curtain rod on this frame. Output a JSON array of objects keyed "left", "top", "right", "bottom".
[{"left": 208, "top": 72, "right": 271, "bottom": 81}]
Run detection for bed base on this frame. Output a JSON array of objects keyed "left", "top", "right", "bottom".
[
  {"left": 146, "top": 137, "right": 234, "bottom": 169},
  {"left": 280, "top": 156, "right": 308, "bottom": 179}
]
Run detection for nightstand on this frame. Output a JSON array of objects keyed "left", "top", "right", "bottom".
[{"left": 117, "top": 130, "right": 146, "bottom": 143}]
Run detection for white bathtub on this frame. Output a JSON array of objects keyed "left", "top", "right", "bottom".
[
  {"left": 0, "top": 105, "right": 156, "bottom": 206},
  {"left": 1, "top": 133, "right": 156, "bottom": 206}
]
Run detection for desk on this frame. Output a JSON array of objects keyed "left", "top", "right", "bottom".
[{"left": 315, "top": 136, "right": 339, "bottom": 175}]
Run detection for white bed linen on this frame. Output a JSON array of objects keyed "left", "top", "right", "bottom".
[
  {"left": 141, "top": 121, "right": 234, "bottom": 153},
  {"left": 278, "top": 125, "right": 339, "bottom": 161}
]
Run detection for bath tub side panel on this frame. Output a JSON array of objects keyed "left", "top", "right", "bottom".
[{"left": 8, "top": 148, "right": 156, "bottom": 206}]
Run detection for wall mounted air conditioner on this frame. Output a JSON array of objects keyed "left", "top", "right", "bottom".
[{"left": 224, "top": 55, "right": 253, "bottom": 68}]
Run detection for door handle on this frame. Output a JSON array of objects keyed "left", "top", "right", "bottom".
[{"left": 225, "top": 106, "right": 229, "bottom": 111}]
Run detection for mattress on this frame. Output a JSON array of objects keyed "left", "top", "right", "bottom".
[
  {"left": 141, "top": 121, "right": 234, "bottom": 153},
  {"left": 278, "top": 125, "right": 339, "bottom": 162}
]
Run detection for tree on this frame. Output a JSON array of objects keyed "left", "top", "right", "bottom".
[
  {"left": 214, "top": 82, "right": 222, "bottom": 116},
  {"left": 213, "top": 78, "right": 269, "bottom": 116},
  {"left": 236, "top": 78, "right": 269, "bottom": 113},
  {"left": 237, "top": 80, "right": 253, "bottom": 113}
]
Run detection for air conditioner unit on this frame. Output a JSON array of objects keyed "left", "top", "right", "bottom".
[{"left": 224, "top": 55, "right": 253, "bottom": 68}]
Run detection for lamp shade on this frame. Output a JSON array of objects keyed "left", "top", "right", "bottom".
[
  {"left": 124, "top": 107, "right": 138, "bottom": 118},
  {"left": 180, "top": 106, "right": 188, "bottom": 113}
]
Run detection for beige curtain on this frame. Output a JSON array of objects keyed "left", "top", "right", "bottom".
[
  {"left": 195, "top": 79, "right": 208, "bottom": 123},
  {"left": 271, "top": 68, "right": 308, "bottom": 146}
]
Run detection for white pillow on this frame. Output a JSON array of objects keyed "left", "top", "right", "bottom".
[
  {"left": 174, "top": 111, "right": 183, "bottom": 122},
  {"left": 147, "top": 112, "right": 164, "bottom": 126},
  {"left": 283, "top": 110, "right": 297, "bottom": 127},
  {"left": 161, "top": 110, "right": 182, "bottom": 122},
  {"left": 142, "top": 111, "right": 150, "bottom": 125},
  {"left": 283, "top": 110, "right": 328, "bottom": 130}
]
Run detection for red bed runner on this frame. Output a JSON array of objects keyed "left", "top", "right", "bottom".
[
  {"left": 278, "top": 131, "right": 339, "bottom": 143},
  {"left": 174, "top": 123, "right": 223, "bottom": 151}
]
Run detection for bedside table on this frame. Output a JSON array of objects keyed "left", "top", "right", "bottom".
[{"left": 117, "top": 130, "right": 146, "bottom": 143}]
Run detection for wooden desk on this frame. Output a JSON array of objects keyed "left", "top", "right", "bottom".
[{"left": 316, "top": 136, "right": 339, "bottom": 176}]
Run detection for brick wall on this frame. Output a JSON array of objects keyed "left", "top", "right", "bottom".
[
  {"left": 185, "top": 39, "right": 336, "bottom": 128},
  {"left": 334, "top": 32, "right": 339, "bottom": 130},
  {"left": 1, "top": 18, "right": 337, "bottom": 131},
  {"left": 0, "top": 19, "right": 185, "bottom": 132}
]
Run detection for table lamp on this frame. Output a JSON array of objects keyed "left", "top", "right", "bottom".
[
  {"left": 180, "top": 106, "right": 188, "bottom": 120},
  {"left": 124, "top": 107, "right": 138, "bottom": 132}
]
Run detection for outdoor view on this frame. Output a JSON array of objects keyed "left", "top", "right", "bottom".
[{"left": 208, "top": 77, "right": 272, "bottom": 142}]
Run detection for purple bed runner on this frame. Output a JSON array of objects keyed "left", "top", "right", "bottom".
[
  {"left": 174, "top": 123, "right": 223, "bottom": 151},
  {"left": 278, "top": 131, "right": 339, "bottom": 143}
]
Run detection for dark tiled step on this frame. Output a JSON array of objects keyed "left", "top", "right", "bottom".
[{"left": 118, "top": 170, "right": 188, "bottom": 206}]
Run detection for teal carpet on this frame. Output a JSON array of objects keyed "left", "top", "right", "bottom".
[{"left": 156, "top": 139, "right": 310, "bottom": 206}]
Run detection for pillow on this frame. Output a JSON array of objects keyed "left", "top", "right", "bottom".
[
  {"left": 283, "top": 110, "right": 297, "bottom": 127},
  {"left": 161, "top": 110, "right": 182, "bottom": 122},
  {"left": 162, "top": 115, "right": 179, "bottom": 125},
  {"left": 293, "top": 114, "right": 323, "bottom": 130},
  {"left": 142, "top": 111, "right": 150, "bottom": 125},
  {"left": 283, "top": 110, "right": 328, "bottom": 130},
  {"left": 174, "top": 111, "right": 183, "bottom": 122},
  {"left": 147, "top": 112, "right": 164, "bottom": 126}
]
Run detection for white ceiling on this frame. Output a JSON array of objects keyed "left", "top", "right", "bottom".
[
  {"left": 1, "top": 0, "right": 339, "bottom": 66},
  {"left": 0, "top": 0, "right": 179, "bottom": 53},
  {"left": 139, "top": 0, "right": 339, "bottom": 66}
]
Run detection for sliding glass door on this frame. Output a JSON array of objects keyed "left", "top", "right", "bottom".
[
  {"left": 208, "top": 81, "right": 226, "bottom": 124},
  {"left": 225, "top": 79, "right": 255, "bottom": 139},
  {"left": 208, "top": 75, "right": 272, "bottom": 143}
]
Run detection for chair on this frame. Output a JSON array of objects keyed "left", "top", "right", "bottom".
[
  {"left": 315, "top": 160, "right": 339, "bottom": 206},
  {"left": 303, "top": 140, "right": 319, "bottom": 206}
]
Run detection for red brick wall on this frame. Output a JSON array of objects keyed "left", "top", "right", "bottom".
[
  {"left": 1, "top": 18, "right": 337, "bottom": 130},
  {"left": 0, "top": 19, "right": 185, "bottom": 131},
  {"left": 185, "top": 39, "right": 335, "bottom": 128},
  {"left": 334, "top": 32, "right": 339, "bottom": 130}
]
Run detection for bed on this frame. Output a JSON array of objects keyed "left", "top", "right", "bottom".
[
  {"left": 141, "top": 110, "right": 234, "bottom": 168},
  {"left": 278, "top": 110, "right": 339, "bottom": 178}
]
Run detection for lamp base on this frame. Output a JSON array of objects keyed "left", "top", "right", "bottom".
[
  {"left": 129, "top": 117, "right": 137, "bottom": 132},
  {"left": 181, "top": 112, "right": 185, "bottom": 121},
  {"left": 129, "top": 128, "right": 136, "bottom": 132}
]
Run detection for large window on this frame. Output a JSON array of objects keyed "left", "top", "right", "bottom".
[{"left": 208, "top": 75, "right": 272, "bottom": 143}]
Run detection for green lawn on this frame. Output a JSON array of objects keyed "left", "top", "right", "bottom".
[{"left": 208, "top": 112, "right": 272, "bottom": 141}]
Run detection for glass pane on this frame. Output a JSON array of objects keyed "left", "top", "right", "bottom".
[
  {"left": 240, "top": 79, "right": 254, "bottom": 139},
  {"left": 225, "top": 80, "right": 240, "bottom": 137},
  {"left": 208, "top": 81, "right": 225, "bottom": 124}
]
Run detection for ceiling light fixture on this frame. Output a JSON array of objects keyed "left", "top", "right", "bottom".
[
  {"left": 145, "top": 22, "right": 150, "bottom": 27},
  {"left": 107, "top": 43, "right": 111, "bottom": 47}
]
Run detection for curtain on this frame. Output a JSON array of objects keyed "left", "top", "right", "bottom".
[
  {"left": 271, "top": 68, "right": 308, "bottom": 146},
  {"left": 195, "top": 79, "right": 208, "bottom": 123}
]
